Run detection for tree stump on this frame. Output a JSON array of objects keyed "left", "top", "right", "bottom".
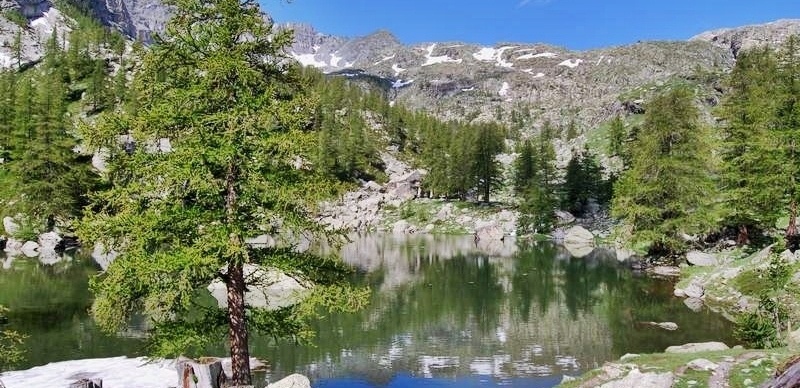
[{"left": 176, "top": 357, "right": 227, "bottom": 388}]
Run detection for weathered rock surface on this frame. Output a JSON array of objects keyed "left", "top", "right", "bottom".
[
  {"left": 684, "top": 281, "right": 705, "bottom": 299},
  {"left": 692, "top": 19, "right": 800, "bottom": 57},
  {"left": 683, "top": 297, "right": 704, "bottom": 312},
  {"left": 554, "top": 210, "right": 575, "bottom": 225},
  {"left": 91, "top": 242, "right": 118, "bottom": 271},
  {"left": 644, "top": 321, "right": 678, "bottom": 331},
  {"left": 562, "top": 225, "right": 595, "bottom": 258},
  {"left": 20, "top": 240, "right": 39, "bottom": 257},
  {"left": 599, "top": 368, "right": 674, "bottom": 388},
  {"left": 648, "top": 266, "right": 680, "bottom": 277},
  {"left": 475, "top": 221, "right": 504, "bottom": 241},
  {"left": 665, "top": 342, "right": 729, "bottom": 354},
  {"left": 686, "top": 250, "right": 718, "bottom": 267},
  {"left": 207, "top": 264, "right": 309, "bottom": 310},
  {"left": 2, "top": 216, "right": 19, "bottom": 235},
  {"left": 686, "top": 358, "right": 718, "bottom": 371},
  {"left": 267, "top": 373, "right": 311, "bottom": 388}
]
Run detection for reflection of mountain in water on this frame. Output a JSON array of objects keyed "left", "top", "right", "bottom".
[
  {"left": 339, "top": 233, "right": 523, "bottom": 291},
  {"left": 261, "top": 235, "right": 735, "bottom": 386}
]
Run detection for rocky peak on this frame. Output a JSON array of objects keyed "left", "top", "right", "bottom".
[
  {"left": 87, "top": 0, "right": 170, "bottom": 41},
  {"left": 690, "top": 19, "right": 800, "bottom": 57},
  {"left": 0, "top": 0, "right": 50, "bottom": 18}
]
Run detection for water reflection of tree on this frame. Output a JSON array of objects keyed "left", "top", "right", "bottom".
[
  {"left": 0, "top": 256, "right": 145, "bottom": 368},
  {"left": 511, "top": 242, "right": 558, "bottom": 318}
]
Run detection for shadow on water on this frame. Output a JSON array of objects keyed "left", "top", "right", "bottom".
[{"left": 0, "top": 234, "right": 736, "bottom": 387}]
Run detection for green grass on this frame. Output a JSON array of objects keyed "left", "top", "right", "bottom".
[{"left": 677, "top": 265, "right": 713, "bottom": 287}]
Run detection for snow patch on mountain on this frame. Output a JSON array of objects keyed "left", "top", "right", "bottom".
[
  {"left": 392, "top": 79, "right": 414, "bottom": 88},
  {"left": 374, "top": 54, "right": 396, "bottom": 65},
  {"left": 392, "top": 63, "right": 406, "bottom": 76},
  {"left": 558, "top": 58, "right": 583, "bottom": 68},
  {"left": 292, "top": 52, "right": 327, "bottom": 68},
  {"left": 518, "top": 52, "right": 559, "bottom": 60},
  {"left": 329, "top": 52, "right": 342, "bottom": 67},
  {"left": 421, "top": 44, "right": 462, "bottom": 66},
  {"left": 523, "top": 69, "right": 545, "bottom": 78},
  {"left": 472, "top": 46, "right": 516, "bottom": 68},
  {"left": 498, "top": 82, "right": 510, "bottom": 97}
]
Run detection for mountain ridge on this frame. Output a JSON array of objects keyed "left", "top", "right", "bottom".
[{"left": 0, "top": 0, "right": 798, "bottom": 138}]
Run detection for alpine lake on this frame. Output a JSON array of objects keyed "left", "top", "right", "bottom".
[{"left": 0, "top": 234, "right": 736, "bottom": 387}]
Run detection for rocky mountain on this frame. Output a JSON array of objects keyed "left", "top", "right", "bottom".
[
  {"left": 0, "top": 0, "right": 71, "bottom": 67},
  {"left": 691, "top": 19, "right": 800, "bottom": 58},
  {"left": 284, "top": 19, "right": 800, "bottom": 135},
  {"left": 87, "top": 0, "right": 170, "bottom": 41},
  {"left": 1, "top": 0, "right": 798, "bottom": 135},
  {"left": 0, "top": 0, "right": 170, "bottom": 69}
]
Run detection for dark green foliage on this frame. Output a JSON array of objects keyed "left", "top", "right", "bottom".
[
  {"left": 473, "top": 122, "right": 505, "bottom": 202},
  {"left": 0, "top": 31, "right": 97, "bottom": 230},
  {"left": 413, "top": 118, "right": 507, "bottom": 200},
  {"left": 735, "top": 296, "right": 788, "bottom": 349},
  {"left": 513, "top": 139, "right": 536, "bottom": 193},
  {"left": 733, "top": 252, "right": 792, "bottom": 349},
  {"left": 518, "top": 184, "right": 558, "bottom": 234},
  {"left": 717, "top": 37, "right": 800, "bottom": 243},
  {"left": 720, "top": 47, "right": 786, "bottom": 243},
  {"left": 607, "top": 115, "right": 629, "bottom": 164},
  {"left": 612, "top": 86, "right": 719, "bottom": 253},
  {"left": 78, "top": 0, "right": 367, "bottom": 383},
  {"left": 516, "top": 122, "right": 560, "bottom": 233},
  {"left": 562, "top": 148, "right": 607, "bottom": 215}
]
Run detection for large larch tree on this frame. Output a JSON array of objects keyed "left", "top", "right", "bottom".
[{"left": 78, "top": 0, "right": 366, "bottom": 384}]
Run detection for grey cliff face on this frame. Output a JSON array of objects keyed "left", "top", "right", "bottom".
[
  {"left": 88, "top": 0, "right": 170, "bottom": 41},
  {"left": 0, "top": 0, "right": 49, "bottom": 18},
  {"left": 691, "top": 19, "right": 800, "bottom": 57}
]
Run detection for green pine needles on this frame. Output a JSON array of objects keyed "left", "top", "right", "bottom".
[{"left": 77, "top": 0, "right": 367, "bottom": 384}]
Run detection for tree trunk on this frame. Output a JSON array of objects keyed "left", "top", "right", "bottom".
[
  {"left": 736, "top": 224, "right": 750, "bottom": 246},
  {"left": 224, "top": 161, "right": 251, "bottom": 386},
  {"left": 787, "top": 200, "right": 798, "bottom": 237},
  {"left": 227, "top": 261, "right": 251, "bottom": 386}
]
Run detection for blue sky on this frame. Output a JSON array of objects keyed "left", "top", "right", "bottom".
[{"left": 263, "top": 0, "right": 799, "bottom": 50}]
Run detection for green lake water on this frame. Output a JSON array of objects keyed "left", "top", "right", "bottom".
[{"left": 0, "top": 234, "right": 736, "bottom": 387}]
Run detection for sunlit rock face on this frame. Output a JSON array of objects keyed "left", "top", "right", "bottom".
[{"left": 207, "top": 263, "right": 310, "bottom": 310}]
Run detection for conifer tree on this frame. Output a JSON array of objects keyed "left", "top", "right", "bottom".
[
  {"left": 0, "top": 72, "right": 15, "bottom": 161},
  {"left": 513, "top": 139, "right": 536, "bottom": 193},
  {"left": 78, "top": 1, "right": 366, "bottom": 384},
  {"left": 612, "top": 86, "right": 719, "bottom": 253},
  {"left": 517, "top": 122, "right": 559, "bottom": 233},
  {"left": 7, "top": 34, "right": 93, "bottom": 228},
  {"left": 472, "top": 123, "right": 504, "bottom": 202},
  {"left": 86, "top": 59, "right": 109, "bottom": 113},
  {"left": 562, "top": 148, "right": 604, "bottom": 215},
  {"left": 775, "top": 36, "right": 800, "bottom": 240},
  {"left": 608, "top": 115, "right": 627, "bottom": 163},
  {"left": 720, "top": 47, "right": 784, "bottom": 244}
]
